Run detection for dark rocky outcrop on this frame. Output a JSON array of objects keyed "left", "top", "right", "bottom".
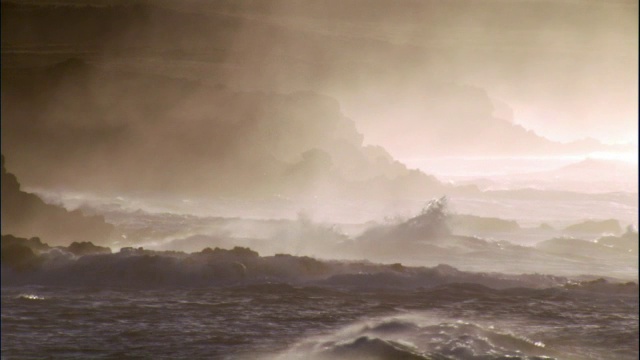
[
  {"left": 563, "top": 219, "right": 622, "bottom": 235},
  {"left": 66, "top": 241, "right": 112, "bottom": 256},
  {"left": 1, "top": 155, "right": 115, "bottom": 245},
  {"left": 1, "top": 242, "right": 41, "bottom": 271}
]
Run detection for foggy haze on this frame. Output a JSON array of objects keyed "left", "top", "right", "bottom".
[
  {"left": 1, "top": 1, "right": 638, "bottom": 359},
  {"left": 1, "top": 0, "right": 637, "bottom": 262},
  {"left": 3, "top": 0, "right": 637, "bottom": 163}
]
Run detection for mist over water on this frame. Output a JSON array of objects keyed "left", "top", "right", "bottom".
[{"left": 1, "top": 0, "right": 637, "bottom": 359}]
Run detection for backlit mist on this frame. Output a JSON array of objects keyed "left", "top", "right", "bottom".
[{"left": 2, "top": 1, "right": 638, "bottom": 359}]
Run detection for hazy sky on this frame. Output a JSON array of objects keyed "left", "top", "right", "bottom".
[
  {"left": 195, "top": 0, "right": 639, "bottom": 155},
  {"left": 301, "top": 0, "right": 638, "bottom": 151},
  {"left": 1, "top": 0, "right": 637, "bottom": 199}
]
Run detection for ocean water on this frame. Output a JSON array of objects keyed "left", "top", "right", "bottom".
[{"left": 2, "top": 284, "right": 637, "bottom": 359}]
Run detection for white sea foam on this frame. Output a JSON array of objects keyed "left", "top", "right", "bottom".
[{"left": 17, "top": 294, "right": 45, "bottom": 300}]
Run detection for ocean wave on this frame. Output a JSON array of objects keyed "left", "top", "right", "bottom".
[
  {"left": 268, "top": 313, "right": 558, "bottom": 360},
  {"left": 16, "top": 294, "right": 45, "bottom": 301},
  {"left": 3, "top": 235, "right": 637, "bottom": 295},
  {"left": 2, "top": 283, "right": 636, "bottom": 359}
]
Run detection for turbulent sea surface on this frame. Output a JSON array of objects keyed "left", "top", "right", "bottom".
[{"left": 2, "top": 283, "right": 638, "bottom": 359}]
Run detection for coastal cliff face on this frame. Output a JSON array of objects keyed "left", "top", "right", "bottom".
[{"left": 1, "top": 154, "right": 115, "bottom": 245}]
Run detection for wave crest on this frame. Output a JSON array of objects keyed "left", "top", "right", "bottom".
[{"left": 271, "top": 313, "right": 557, "bottom": 360}]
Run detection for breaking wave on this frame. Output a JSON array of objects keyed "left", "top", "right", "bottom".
[
  {"left": 3, "top": 235, "right": 638, "bottom": 295},
  {"left": 270, "top": 312, "right": 558, "bottom": 360}
]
